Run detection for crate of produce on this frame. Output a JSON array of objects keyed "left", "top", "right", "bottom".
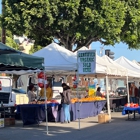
[{"left": 4, "top": 118, "right": 15, "bottom": 126}]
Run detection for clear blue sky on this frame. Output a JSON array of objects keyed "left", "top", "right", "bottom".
[
  {"left": 0, "top": 0, "right": 1, "bottom": 12},
  {"left": 91, "top": 42, "right": 140, "bottom": 61},
  {"left": 0, "top": 1, "right": 140, "bottom": 62}
]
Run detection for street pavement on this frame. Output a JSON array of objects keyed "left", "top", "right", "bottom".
[{"left": 0, "top": 112, "right": 140, "bottom": 140}]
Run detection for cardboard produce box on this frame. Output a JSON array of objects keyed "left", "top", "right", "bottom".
[
  {"left": 0, "top": 118, "right": 4, "bottom": 128},
  {"left": 98, "top": 114, "right": 109, "bottom": 124},
  {"left": 4, "top": 118, "right": 15, "bottom": 126}
]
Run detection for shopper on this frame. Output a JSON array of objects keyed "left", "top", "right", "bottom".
[
  {"left": 129, "top": 83, "right": 138, "bottom": 103},
  {"left": 28, "top": 84, "right": 36, "bottom": 103},
  {"left": 60, "top": 83, "right": 71, "bottom": 123}
]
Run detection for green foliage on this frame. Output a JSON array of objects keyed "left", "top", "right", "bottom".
[
  {"left": 29, "top": 45, "right": 43, "bottom": 54},
  {"left": 0, "top": 14, "right": 19, "bottom": 49},
  {"left": 6, "top": 36, "right": 19, "bottom": 50},
  {"left": 2, "top": 0, "right": 140, "bottom": 51}
]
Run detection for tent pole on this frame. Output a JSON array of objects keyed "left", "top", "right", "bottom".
[
  {"left": 44, "top": 68, "right": 48, "bottom": 134},
  {"left": 76, "top": 68, "right": 80, "bottom": 130},
  {"left": 105, "top": 75, "right": 111, "bottom": 121},
  {"left": 126, "top": 76, "right": 130, "bottom": 103}
]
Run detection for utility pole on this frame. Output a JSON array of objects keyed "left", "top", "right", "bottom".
[
  {"left": 99, "top": 46, "right": 104, "bottom": 56},
  {"left": 1, "top": 0, "right": 6, "bottom": 44}
]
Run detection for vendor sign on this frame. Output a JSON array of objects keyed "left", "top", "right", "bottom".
[{"left": 77, "top": 50, "right": 96, "bottom": 74}]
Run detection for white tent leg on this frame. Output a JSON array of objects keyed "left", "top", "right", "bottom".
[
  {"left": 76, "top": 70, "right": 80, "bottom": 130},
  {"left": 126, "top": 76, "right": 130, "bottom": 103},
  {"left": 105, "top": 75, "right": 111, "bottom": 121},
  {"left": 44, "top": 69, "right": 48, "bottom": 134}
]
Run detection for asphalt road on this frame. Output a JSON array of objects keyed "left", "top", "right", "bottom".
[{"left": 0, "top": 112, "right": 140, "bottom": 140}]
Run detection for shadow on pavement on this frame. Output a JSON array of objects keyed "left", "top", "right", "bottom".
[{"left": 1, "top": 113, "right": 140, "bottom": 140}]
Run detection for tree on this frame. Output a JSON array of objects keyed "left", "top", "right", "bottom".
[
  {"left": 0, "top": 14, "right": 19, "bottom": 49},
  {"left": 2, "top": 0, "right": 140, "bottom": 51}
]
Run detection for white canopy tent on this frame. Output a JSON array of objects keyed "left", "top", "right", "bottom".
[
  {"left": 102, "top": 55, "right": 140, "bottom": 103},
  {"left": 103, "top": 55, "right": 140, "bottom": 78},
  {"left": 74, "top": 46, "right": 89, "bottom": 54},
  {"left": 132, "top": 60, "right": 140, "bottom": 67},
  {"left": 115, "top": 56, "right": 140, "bottom": 87},
  {"left": 32, "top": 43, "right": 77, "bottom": 74},
  {"left": 115, "top": 56, "right": 140, "bottom": 73},
  {"left": 32, "top": 43, "right": 128, "bottom": 77}
]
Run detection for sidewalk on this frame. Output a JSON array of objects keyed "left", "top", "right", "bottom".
[{"left": 0, "top": 112, "right": 140, "bottom": 140}]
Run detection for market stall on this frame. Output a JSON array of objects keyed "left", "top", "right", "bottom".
[
  {"left": 57, "top": 100, "right": 106, "bottom": 123},
  {"left": 0, "top": 44, "right": 44, "bottom": 126}
]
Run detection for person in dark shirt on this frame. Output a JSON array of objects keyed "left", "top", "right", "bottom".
[
  {"left": 96, "top": 87, "right": 102, "bottom": 97},
  {"left": 60, "top": 83, "right": 71, "bottom": 123}
]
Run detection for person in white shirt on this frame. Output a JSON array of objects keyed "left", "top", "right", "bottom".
[{"left": 27, "top": 84, "right": 36, "bottom": 103}]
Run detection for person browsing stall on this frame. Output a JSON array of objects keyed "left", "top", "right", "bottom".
[
  {"left": 60, "top": 83, "right": 71, "bottom": 123},
  {"left": 96, "top": 87, "right": 102, "bottom": 97},
  {"left": 39, "top": 81, "right": 53, "bottom": 101},
  {"left": 27, "top": 84, "right": 36, "bottom": 103}
]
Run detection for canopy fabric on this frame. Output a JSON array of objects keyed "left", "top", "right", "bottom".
[
  {"left": 132, "top": 60, "right": 140, "bottom": 67},
  {"left": 32, "top": 43, "right": 131, "bottom": 77},
  {"left": 103, "top": 55, "right": 140, "bottom": 78},
  {"left": 101, "top": 55, "right": 127, "bottom": 76},
  {"left": 32, "top": 43, "right": 77, "bottom": 72},
  {"left": 74, "top": 46, "right": 89, "bottom": 54},
  {"left": 0, "top": 42, "right": 19, "bottom": 54},
  {"left": 115, "top": 56, "right": 140, "bottom": 75},
  {"left": 97, "top": 55, "right": 127, "bottom": 76},
  {"left": 0, "top": 51, "right": 44, "bottom": 74}
]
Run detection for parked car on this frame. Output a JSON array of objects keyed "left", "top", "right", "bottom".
[{"left": 115, "top": 87, "right": 127, "bottom": 96}]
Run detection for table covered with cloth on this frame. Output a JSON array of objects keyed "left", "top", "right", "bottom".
[
  {"left": 57, "top": 100, "right": 106, "bottom": 123},
  {"left": 122, "top": 106, "right": 140, "bottom": 115},
  {"left": 122, "top": 106, "right": 140, "bottom": 120},
  {"left": 16, "top": 103, "right": 59, "bottom": 125}
]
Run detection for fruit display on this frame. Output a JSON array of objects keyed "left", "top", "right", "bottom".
[
  {"left": 125, "top": 103, "right": 139, "bottom": 107},
  {"left": 30, "top": 99, "right": 58, "bottom": 104},
  {"left": 71, "top": 96, "right": 106, "bottom": 103}
]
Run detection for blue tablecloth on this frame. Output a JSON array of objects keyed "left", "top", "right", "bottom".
[
  {"left": 16, "top": 103, "right": 59, "bottom": 114},
  {"left": 57, "top": 100, "right": 106, "bottom": 123},
  {"left": 16, "top": 103, "right": 59, "bottom": 125},
  {"left": 16, "top": 101, "right": 106, "bottom": 124},
  {"left": 122, "top": 106, "right": 140, "bottom": 115}
]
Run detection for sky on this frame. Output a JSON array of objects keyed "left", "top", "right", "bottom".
[
  {"left": 91, "top": 42, "right": 140, "bottom": 61},
  {"left": 0, "top": 2, "right": 140, "bottom": 62},
  {"left": 0, "top": 0, "right": 1, "bottom": 12}
]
